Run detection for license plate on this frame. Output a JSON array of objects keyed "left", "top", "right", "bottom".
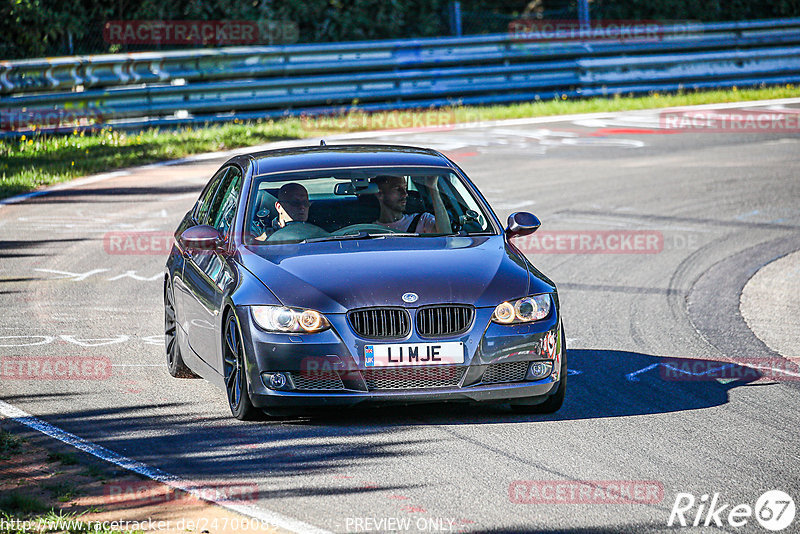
[{"left": 364, "top": 342, "right": 464, "bottom": 367}]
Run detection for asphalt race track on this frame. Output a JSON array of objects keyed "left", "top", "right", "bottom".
[{"left": 1, "top": 100, "right": 799, "bottom": 533}]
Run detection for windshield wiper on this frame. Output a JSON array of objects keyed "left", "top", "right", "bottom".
[
  {"left": 444, "top": 231, "right": 494, "bottom": 236},
  {"left": 300, "top": 231, "right": 379, "bottom": 243},
  {"left": 300, "top": 231, "right": 423, "bottom": 243}
]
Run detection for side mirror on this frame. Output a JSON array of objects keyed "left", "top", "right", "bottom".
[
  {"left": 180, "top": 225, "right": 223, "bottom": 251},
  {"left": 505, "top": 212, "right": 541, "bottom": 238}
]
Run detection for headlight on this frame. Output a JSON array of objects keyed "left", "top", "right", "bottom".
[
  {"left": 492, "top": 295, "right": 551, "bottom": 324},
  {"left": 251, "top": 306, "right": 330, "bottom": 333}
]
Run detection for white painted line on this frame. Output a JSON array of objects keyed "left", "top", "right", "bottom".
[
  {"left": 0, "top": 399, "right": 332, "bottom": 534},
  {"left": 625, "top": 362, "right": 734, "bottom": 381},
  {"left": 3, "top": 97, "right": 799, "bottom": 208}
]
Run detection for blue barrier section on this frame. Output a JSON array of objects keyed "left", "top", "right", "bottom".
[{"left": 1, "top": 18, "right": 799, "bottom": 137}]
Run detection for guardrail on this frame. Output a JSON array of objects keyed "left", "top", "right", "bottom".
[{"left": 2, "top": 18, "right": 800, "bottom": 137}]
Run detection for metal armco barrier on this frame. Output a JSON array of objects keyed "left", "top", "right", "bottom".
[{"left": 2, "top": 18, "right": 800, "bottom": 136}]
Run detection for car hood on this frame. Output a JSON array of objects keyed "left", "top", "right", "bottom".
[{"left": 238, "top": 236, "right": 555, "bottom": 313}]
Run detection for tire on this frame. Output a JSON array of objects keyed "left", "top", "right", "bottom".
[
  {"left": 165, "top": 280, "right": 199, "bottom": 379},
  {"left": 223, "top": 311, "right": 261, "bottom": 421},
  {"left": 510, "top": 327, "right": 567, "bottom": 414}
]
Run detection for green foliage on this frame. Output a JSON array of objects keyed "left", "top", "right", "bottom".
[
  {"left": 6, "top": 0, "right": 797, "bottom": 59},
  {"left": 42, "top": 482, "right": 81, "bottom": 503},
  {"left": 592, "top": 0, "right": 800, "bottom": 21},
  {"left": 46, "top": 451, "right": 79, "bottom": 465},
  {"left": 0, "top": 493, "right": 49, "bottom": 515},
  {"left": 0, "top": 430, "right": 24, "bottom": 460}
]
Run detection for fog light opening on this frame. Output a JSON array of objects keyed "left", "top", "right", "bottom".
[
  {"left": 528, "top": 362, "right": 553, "bottom": 380},
  {"left": 263, "top": 372, "right": 289, "bottom": 390}
]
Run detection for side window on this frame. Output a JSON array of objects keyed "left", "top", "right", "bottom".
[
  {"left": 190, "top": 166, "right": 240, "bottom": 286},
  {"left": 195, "top": 167, "right": 230, "bottom": 223},
  {"left": 200, "top": 167, "right": 236, "bottom": 227},
  {"left": 210, "top": 167, "right": 243, "bottom": 238},
  {"left": 446, "top": 174, "right": 488, "bottom": 231}
]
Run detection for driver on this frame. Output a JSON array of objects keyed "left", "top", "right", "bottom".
[
  {"left": 371, "top": 175, "right": 451, "bottom": 234},
  {"left": 255, "top": 183, "right": 311, "bottom": 241}
]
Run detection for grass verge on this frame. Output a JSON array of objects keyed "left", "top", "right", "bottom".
[
  {"left": 0, "top": 509, "right": 139, "bottom": 533},
  {"left": 0, "top": 430, "right": 24, "bottom": 460},
  {"left": 1, "top": 85, "right": 798, "bottom": 200},
  {"left": 0, "top": 423, "right": 275, "bottom": 534}
]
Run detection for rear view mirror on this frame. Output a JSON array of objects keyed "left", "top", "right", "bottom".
[
  {"left": 180, "top": 225, "right": 223, "bottom": 251},
  {"left": 334, "top": 182, "right": 379, "bottom": 195},
  {"left": 505, "top": 212, "right": 541, "bottom": 238}
]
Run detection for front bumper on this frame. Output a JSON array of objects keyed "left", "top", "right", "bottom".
[{"left": 234, "top": 303, "right": 563, "bottom": 409}]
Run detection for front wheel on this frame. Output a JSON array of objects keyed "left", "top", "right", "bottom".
[
  {"left": 510, "top": 327, "right": 566, "bottom": 414},
  {"left": 223, "top": 312, "right": 261, "bottom": 421}
]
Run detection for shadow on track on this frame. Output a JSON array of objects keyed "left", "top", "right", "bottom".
[
  {"left": 0, "top": 238, "right": 89, "bottom": 260},
  {"left": 5, "top": 350, "right": 770, "bottom": 487},
  {"left": 24, "top": 185, "right": 202, "bottom": 204},
  {"left": 293, "top": 349, "right": 768, "bottom": 426}
]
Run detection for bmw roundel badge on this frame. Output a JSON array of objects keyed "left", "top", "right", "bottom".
[{"left": 402, "top": 292, "right": 419, "bottom": 303}]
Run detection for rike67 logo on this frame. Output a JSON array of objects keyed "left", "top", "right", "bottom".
[{"left": 669, "top": 490, "right": 795, "bottom": 531}]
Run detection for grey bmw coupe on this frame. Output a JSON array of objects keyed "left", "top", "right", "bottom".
[{"left": 165, "top": 144, "right": 565, "bottom": 420}]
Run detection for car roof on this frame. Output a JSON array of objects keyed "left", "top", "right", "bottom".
[{"left": 247, "top": 144, "right": 456, "bottom": 177}]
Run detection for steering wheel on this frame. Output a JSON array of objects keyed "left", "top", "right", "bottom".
[
  {"left": 452, "top": 209, "right": 484, "bottom": 233},
  {"left": 266, "top": 222, "right": 330, "bottom": 242},
  {"left": 331, "top": 224, "right": 403, "bottom": 236}
]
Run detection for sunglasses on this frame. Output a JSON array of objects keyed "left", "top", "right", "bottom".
[{"left": 281, "top": 199, "right": 311, "bottom": 208}]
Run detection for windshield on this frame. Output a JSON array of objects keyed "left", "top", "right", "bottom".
[{"left": 244, "top": 166, "right": 496, "bottom": 245}]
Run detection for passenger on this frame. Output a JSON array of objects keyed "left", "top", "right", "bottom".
[
  {"left": 371, "top": 175, "right": 451, "bottom": 234},
  {"left": 255, "top": 183, "right": 311, "bottom": 241}
]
